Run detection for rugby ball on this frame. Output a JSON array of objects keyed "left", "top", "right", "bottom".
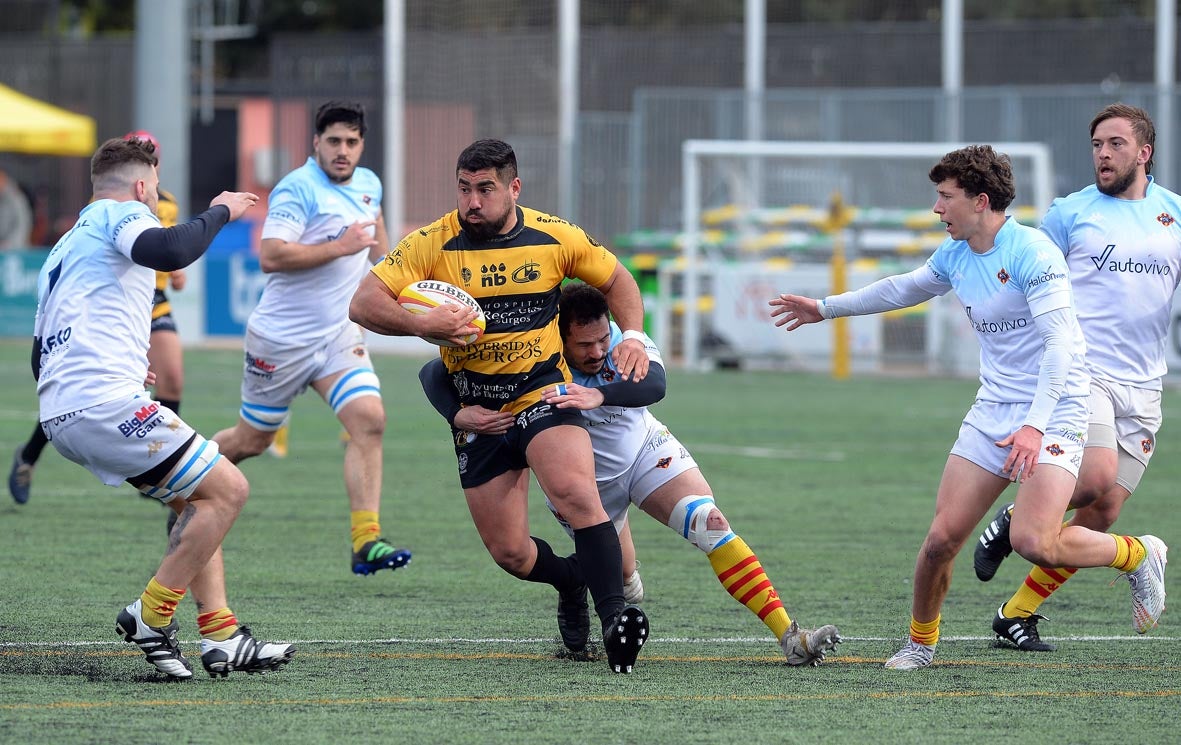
[{"left": 397, "top": 279, "right": 486, "bottom": 347}]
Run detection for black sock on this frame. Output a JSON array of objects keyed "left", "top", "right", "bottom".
[
  {"left": 524, "top": 537, "right": 581, "bottom": 589},
  {"left": 20, "top": 423, "right": 49, "bottom": 465},
  {"left": 158, "top": 398, "right": 181, "bottom": 416},
  {"left": 573, "top": 520, "right": 625, "bottom": 631}
]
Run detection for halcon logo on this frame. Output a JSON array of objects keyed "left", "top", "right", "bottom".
[
  {"left": 1090, "top": 244, "right": 1172, "bottom": 275},
  {"left": 481, "top": 262, "right": 507, "bottom": 287},
  {"left": 1027, "top": 268, "right": 1067, "bottom": 289}
]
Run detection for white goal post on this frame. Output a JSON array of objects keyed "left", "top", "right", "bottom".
[{"left": 674, "top": 139, "right": 1055, "bottom": 370}]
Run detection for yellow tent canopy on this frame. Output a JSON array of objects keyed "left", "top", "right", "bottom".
[{"left": 0, "top": 83, "right": 96, "bottom": 157}]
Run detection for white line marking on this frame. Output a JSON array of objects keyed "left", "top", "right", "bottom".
[
  {"left": 3, "top": 635, "right": 1177, "bottom": 648},
  {"left": 692, "top": 443, "right": 846, "bottom": 461}
]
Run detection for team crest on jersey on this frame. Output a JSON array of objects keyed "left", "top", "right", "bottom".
[
  {"left": 353, "top": 346, "right": 365, "bottom": 357},
  {"left": 600, "top": 368, "right": 615, "bottom": 383},
  {"left": 996, "top": 268, "right": 1010, "bottom": 284},
  {"left": 656, "top": 457, "right": 673, "bottom": 469},
  {"left": 461, "top": 267, "right": 473, "bottom": 285},
  {"left": 1142, "top": 438, "right": 1153, "bottom": 454},
  {"left": 1045, "top": 443, "right": 1064, "bottom": 457},
  {"left": 363, "top": 195, "right": 372, "bottom": 205},
  {"left": 1158, "top": 212, "right": 1175, "bottom": 227},
  {"left": 512, "top": 260, "right": 541, "bottom": 284}
]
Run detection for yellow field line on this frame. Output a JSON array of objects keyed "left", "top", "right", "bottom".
[{"left": 4, "top": 689, "right": 1180, "bottom": 712}]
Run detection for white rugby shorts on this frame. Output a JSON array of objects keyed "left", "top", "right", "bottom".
[
  {"left": 547, "top": 424, "right": 699, "bottom": 536},
  {"left": 950, "top": 396, "right": 1088, "bottom": 479}
]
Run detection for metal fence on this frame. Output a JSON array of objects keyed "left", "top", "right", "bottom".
[{"left": 0, "top": 16, "right": 1178, "bottom": 248}]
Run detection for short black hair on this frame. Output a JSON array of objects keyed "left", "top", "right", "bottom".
[
  {"left": 315, "top": 101, "right": 366, "bottom": 137},
  {"left": 558, "top": 282, "right": 609, "bottom": 339},
  {"left": 456, "top": 139, "right": 518, "bottom": 183}
]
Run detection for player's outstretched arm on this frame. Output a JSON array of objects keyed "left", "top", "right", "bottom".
[
  {"left": 769, "top": 294, "right": 825, "bottom": 331},
  {"left": 130, "top": 192, "right": 259, "bottom": 272}
]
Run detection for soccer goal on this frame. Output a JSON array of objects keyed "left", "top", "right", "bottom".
[{"left": 658, "top": 139, "right": 1055, "bottom": 374}]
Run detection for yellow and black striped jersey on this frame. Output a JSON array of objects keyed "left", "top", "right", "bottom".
[
  {"left": 371, "top": 205, "right": 617, "bottom": 413},
  {"left": 152, "top": 188, "right": 180, "bottom": 317}
]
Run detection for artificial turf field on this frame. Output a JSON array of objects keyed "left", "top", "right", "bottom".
[{"left": 0, "top": 340, "right": 1177, "bottom": 744}]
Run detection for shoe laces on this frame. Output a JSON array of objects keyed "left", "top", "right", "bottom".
[{"left": 12, "top": 461, "right": 32, "bottom": 487}]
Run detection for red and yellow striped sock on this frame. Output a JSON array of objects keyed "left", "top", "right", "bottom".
[
  {"left": 1002, "top": 565, "right": 1078, "bottom": 618},
  {"left": 1108, "top": 535, "right": 1147, "bottom": 572},
  {"left": 351, "top": 510, "right": 380, "bottom": 554},
  {"left": 197, "top": 607, "right": 239, "bottom": 642},
  {"left": 909, "top": 615, "right": 940, "bottom": 646},
  {"left": 708, "top": 536, "right": 791, "bottom": 639},
  {"left": 140, "top": 576, "right": 185, "bottom": 628}
]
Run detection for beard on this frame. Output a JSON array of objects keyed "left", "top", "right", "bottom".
[
  {"left": 1095, "top": 163, "right": 1137, "bottom": 196},
  {"left": 459, "top": 209, "right": 511, "bottom": 241},
  {"left": 316, "top": 153, "right": 355, "bottom": 184}
]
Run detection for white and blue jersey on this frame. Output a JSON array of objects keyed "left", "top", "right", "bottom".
[
  {"left": 34, "top": 199, "right": 162, "bottom": 419},
  {"left": 1040, "top": 177, "right": 1181, "bottom": 390},
  {"left": 251, "top": 157, "right": 383, "bottom": 344},
  {"left": 569, "top": 322, "right": 665, "bottom": 480},
  {"left": 921, "top": 217, "right": 1090, "bottom": 404}
]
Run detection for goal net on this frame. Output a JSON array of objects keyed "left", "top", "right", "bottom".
[{"left": 658, "top": 139, "right": 1055, "bottom": 374}]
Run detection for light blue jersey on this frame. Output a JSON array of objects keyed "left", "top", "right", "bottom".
[
  {"left": 34, "top": 200, "right": 161, "bottom": 419},
  {"left": 922, "top": 217, "right": 1090, "bottom": 403},
  {"left": 569, "top": 322, "right": 665, "bottom": 479},
  {"left": 1040, "top": 177, "right": 1181, "bottom": 389},
  {"left": 252, "top": 157, "right": 383, "bottom": 343}
]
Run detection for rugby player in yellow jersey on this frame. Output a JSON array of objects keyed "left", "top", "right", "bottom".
[{"left": 350, "top": 139, "right": 652, "bottom": 673}]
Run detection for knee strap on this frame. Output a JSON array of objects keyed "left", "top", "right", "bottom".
[
  {"left": 667, "top": 494, "right": 733, "bottom": 553},
  {"left": 138, "top": 437, "right": 222, "bottom": 503},
  {"left": 328, "top": 368, "right": 381, "bottom": 414}
]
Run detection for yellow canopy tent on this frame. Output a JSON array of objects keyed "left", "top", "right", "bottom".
[{"left": 0, "top": 83, "right": 96, "bottom": 157}]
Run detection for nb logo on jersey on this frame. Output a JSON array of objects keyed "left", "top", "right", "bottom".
[{"left": 481, "top": 263, "right": 507, "bottom": 287}]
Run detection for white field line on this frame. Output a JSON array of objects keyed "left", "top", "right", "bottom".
[
  {"left": 691, "top": 443, "right": 846, "bottom": 461},
  {"left": 2, "top": 634, "right": 1177, "bottom": 648}
]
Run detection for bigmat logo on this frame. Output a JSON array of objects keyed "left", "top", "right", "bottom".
[{"left": 118, "top": 403, "right": 164, "bottom": 438}]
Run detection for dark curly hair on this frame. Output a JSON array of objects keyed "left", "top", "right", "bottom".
[{"left": 928, "top": 145, "right": 1015, "bottom": 212}]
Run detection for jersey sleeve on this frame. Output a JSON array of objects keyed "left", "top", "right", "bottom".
[
  {"left": 261, "top": 176, "right": 311, "bottom": 243},
  {"left": 1015, "top": 237, "right": 1074, "bottom": 317},
  {"left": 369, "top": 222, "right": 445, "bottom": 297},
  {"left": 562, "top": 223, "right": 618, "bottom": 287},
  {"left": 1038, "top": 198, "right": 1071, "bottom": 256},
  {"left": 110, "top": 202, "right": 162, "bottom": 260}
]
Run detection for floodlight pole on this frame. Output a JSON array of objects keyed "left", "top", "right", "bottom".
[
  {"left": 941, "top": 0, "right": 963, "bottom": 142},
  {"left": 134, "top": 0, "right": 189, "bottom": 217},
  {"left": 1156, "top": 0, "right": 1176, "bottom": 189},
  {"left": 384, "top": 0, "right": 406, "bottom": 238}
]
